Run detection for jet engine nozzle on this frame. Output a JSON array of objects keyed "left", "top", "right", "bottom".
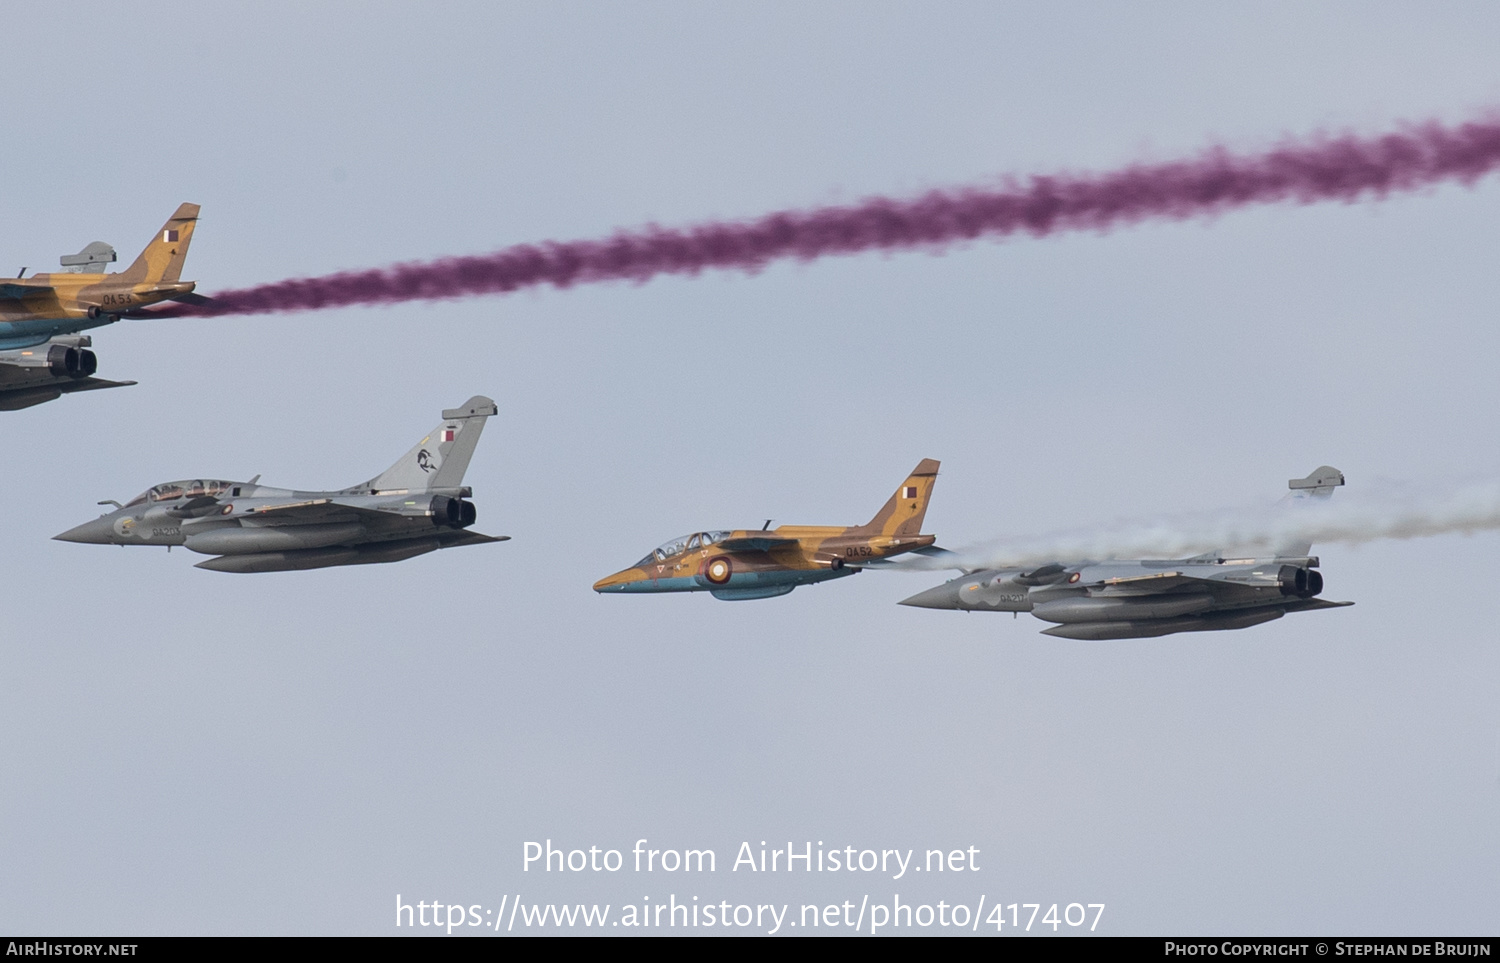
[
  {"left": 1277, "top": 565, "right": 1324, "bottom": 598},
  {"left": 45, "top": 344, "right": 96, "bottom": 378},
  {"left": 430, "top": 495, "right": 477, "bottom": 529}
]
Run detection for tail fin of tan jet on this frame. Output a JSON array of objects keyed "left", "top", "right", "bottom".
[
  {"left": 853, "top": 458, "right": 940, "bottom": 537},
  {"left": 118, "top": 203, "right": 200, "bottom": 284},
  {"left": 354, "top": 396, "right": 498, "bottom": 494}
]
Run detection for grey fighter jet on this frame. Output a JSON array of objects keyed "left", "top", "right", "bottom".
[
  {"left": 899, "top": 467, "right": 1353, "bottom": 639},
  {"left": 55, "top": 397, "right": 508, "bottom": 573},
  {"left": 0, "top": 335, "right": 134, "bottom": 410}
]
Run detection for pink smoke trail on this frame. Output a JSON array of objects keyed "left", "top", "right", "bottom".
[{"left": 152, "top": 115, "right": 1500, "bottom": 319}]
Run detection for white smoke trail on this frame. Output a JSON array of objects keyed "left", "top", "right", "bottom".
[{"left": 902, "top": 478, "right": 1500, "bottom": 571}]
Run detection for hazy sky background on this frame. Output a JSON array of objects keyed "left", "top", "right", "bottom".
[{"left": 3, "top": 1, "right": 1498, "bottom": 935}]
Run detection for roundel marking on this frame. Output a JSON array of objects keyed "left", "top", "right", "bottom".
[
  {"left": 704, "top": 557, "right": 732, "bottom": 585},
  {"left": 221, "top": 504, "right": 234, "bottom": 515},
  {"left": 1068, "top": 572, "right": 1081, "bottom": 583}
]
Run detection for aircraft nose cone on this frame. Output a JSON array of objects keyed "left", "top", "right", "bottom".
[
  {"left": 898, "top": 580, "right": 964, "bottom": 609},
  {"left": 593, "top": 568, "right": 643, "bottom": 593},
  {"left": 54, "top": 516, "right": 115, "bottom": 544}
]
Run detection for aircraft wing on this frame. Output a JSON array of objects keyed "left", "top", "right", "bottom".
[
  {"left": 846, "top": 545, "right": 961, "bottom": 569},
  {"left": 1087, "top": 571, "right": 1200, "bottom": 596},
  {"left": 120, "top": 293, "right": 215, "bottom": 318},
  {"left": 0, "top": 281, "right": 55, "bottom": 299},
  {"left": 1081, "top": 569, "right": 1352, "bottom": 609},
  {"left": 1084, "top": 570, "right": 1268, "bottom": 603},
  {"left": 242, "top": 497, "right": 493, "bottom": 528},
  {"left": 0, "top": 376, "right": 136, "bottom": 411},
  {"left": 719, "top": 536, "right": 800, "bottom": 552},
  {"left": 243, "top": 498, "right": 394, "bottom": 524},
  {"left": 435, "top": 530, "right": 510, "bottom": 547},
  {"left": 1283, "top": 598, "right": 1354, "bottom": 612}
]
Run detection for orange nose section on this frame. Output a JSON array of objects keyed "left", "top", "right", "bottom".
[{"left": 593, "top": 567, "right": 649, "bottom": 592}]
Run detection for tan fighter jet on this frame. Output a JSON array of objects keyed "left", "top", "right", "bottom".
[
  {"left": 594, "top": 459, "right": 942, "bottom": 600},
  {"left": 0, "top": 203, "right": 203, "bottom": 349}
]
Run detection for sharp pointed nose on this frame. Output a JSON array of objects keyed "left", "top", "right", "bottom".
[
  {"left": 54, "top": 516, "right": 115, "bottom": 544},
  {"left": 899, "top": 580, "right": 964, "bottom": 609},
  {"left": 594, "top": 568, "right": 645, "bottom": 593}
]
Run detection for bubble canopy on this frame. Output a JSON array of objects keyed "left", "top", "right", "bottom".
[
  {"left": 123, "top": 480, "right": 237, "bottom": 508},
  {"left": 635, "top": 531, "right": 733, "bottom": 566}
]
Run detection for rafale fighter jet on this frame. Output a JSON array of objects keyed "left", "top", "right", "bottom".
[
  {"left": 0, "top": 203, "right": 204, "bottom": 350},
  {"left": 594, "top": 459, "right": 942, "bottom": 600},
  {"left": 0, "top": 335, "right": 134, "bottom": 410},
  {"left": 899, "top": 466, "right": 1353, "bottom": 639},
  {"left": 55, "top": 397, "right": 507, "bottom": 573}
]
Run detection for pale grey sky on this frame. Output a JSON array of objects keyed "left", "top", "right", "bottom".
[{"left": 2, "top": 1, "right": 1497, "bottom": 935}]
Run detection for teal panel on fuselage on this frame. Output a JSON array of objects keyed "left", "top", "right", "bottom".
[
  {"left": 694, "top": 566, "right": 855, "bottom": 591},
  {"left": 710, "top": 585, "right": 797, "bottom": 600},
  {"left": 0, "top": 316, "right": 110, "bottom": 350},
  {"left": 600, "top": 566, "right": 857, "bottom": 595}
]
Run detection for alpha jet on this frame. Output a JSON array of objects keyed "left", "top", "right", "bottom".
[
  {"left": 0, "top": 203, "right": 205, "bottom": 350},
  {"left": 899, "top": 466, "right": 1353, "bottom": 639},
  {"left": 0, "top": 205, "right": 203, "bottom": 407},
  {"left": 594, "top": 459, "right": 942, "bottom": 601},
  {"left": 55, "top": 397, "right": 507, "bottom": 573}
]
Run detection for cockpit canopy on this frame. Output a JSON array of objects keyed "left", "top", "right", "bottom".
[
  {"left": 124, "top": 479, "right": 238, "bottom": 508},
  {"left": 635, "top": 531, "right": 732, "bottom": 566}
]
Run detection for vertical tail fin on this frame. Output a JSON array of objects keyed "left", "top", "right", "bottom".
[
  {"left": 1284, "top": 466, "right": 1345, "bottom": 501},
  {"left": 358, "top": 396, "right": 498, "bottom": 493},
  {"left": 1276, "top": 465, "right": 1345, "bottom": 556},
  {"left": 119, "top": 203, "right": 200, "bottom": 284},
  {"left": 855, "top": 458, "right": 940, "bottom": 537}
]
